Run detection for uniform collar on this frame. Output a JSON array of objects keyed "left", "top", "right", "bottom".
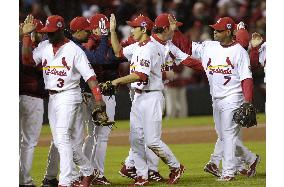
[
  {"left": 220, "top": 41, "right": 237, "bottom": 48},
  {"left": 152, "top": 34, "right": 167, "bottom": 46},
  {"left": 138, "top": 37, "right": 151, "bottom": 47}
]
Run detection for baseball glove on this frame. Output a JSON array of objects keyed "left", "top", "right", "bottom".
[
  {"left": 233, "top": 103, "right": 257, "bottom": 128},
  {"left": 99, "top": 81, "right": 116, "bottom": 96},
  {"left": 91, "top": 106, "right": 115, "bottom": 127}
]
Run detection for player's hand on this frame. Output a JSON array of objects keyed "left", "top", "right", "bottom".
[
  {"left": 251, "top": 32, "right": 263, "bottom": 48},
  {"left": 23, "top": 15, "right": 37, "bottom": 35},
  {"left": 110, "top": 14, "right": 116, "bottom": 33},
  {"left": 94, "top": 100, "right": 106, "bottom": 112},
  {"left": 168, "top": 14, "right": 177, "bottom": 31}
]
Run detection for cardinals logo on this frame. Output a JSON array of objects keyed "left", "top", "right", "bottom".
[
  {"left": 61, "top": 57, "right": 70, "bottom": 70},
  {"left": 226, "top": 57, "right": 234, "bottom": 69}
]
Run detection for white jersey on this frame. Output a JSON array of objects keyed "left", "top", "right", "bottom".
[
  {"left": 33, "top": 40, "right": 95, "bottom": 91},
  {"left": 122, "top": 38, "right": 164, "bottom": 91},
  {"left": 192, "top": 41, "right": 252, "bottom": 99}
]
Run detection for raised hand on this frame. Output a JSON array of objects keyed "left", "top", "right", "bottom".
[
  {"left": 168, "top": 14, "right": 177, "bottom": 31},
  {"left": 110, "top": 14, "right": 116, "bottom": 33},
  {"left": 23, "top": 15, "right": 37, "bottom": 35},
  {"left": 251, "top": 32, "right": 263, "bottom": 48}
]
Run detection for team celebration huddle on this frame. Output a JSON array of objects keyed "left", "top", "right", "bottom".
[{"left": 19, "top": 4, "right": 265, "bottom": 187}]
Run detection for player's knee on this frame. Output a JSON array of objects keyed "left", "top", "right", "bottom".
[{"left": 145, "top": 140, "right": 159, "bottom": 150}]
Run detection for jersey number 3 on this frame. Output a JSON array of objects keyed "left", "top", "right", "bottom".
[
  {"left": 223, "top": 76, "right": 231, "bottom": 85},
  {"left": 57, "top": 78, "right": 65, "bottom": 88}
]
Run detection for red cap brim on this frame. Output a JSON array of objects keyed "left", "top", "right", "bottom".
[
  {"left": 126, "top": 21, "right": 139, "bottom": 27},
  {"left": 38, "top": 26, "right": 59, "bottom": 33},
  {"left": 209, "top": 24, "right": 224, "bottom": 30}
]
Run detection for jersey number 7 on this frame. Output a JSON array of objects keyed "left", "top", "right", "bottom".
[{"left": 223, "top": 76, "right": 231, "bottom": 85}]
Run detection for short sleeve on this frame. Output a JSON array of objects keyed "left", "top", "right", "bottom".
[
  {"left": 123, "top": 43, "right": 137, "bottom": 61},
  {"left": 238, "top": 48, "right": 252, "bottom": 81},
  {"left": 33, "top": 40, "right": 49, "bottom": 65},
  {"left": 191, "top": 41, "right": 206, "bottom": 60},
  {"left": 74, "top": 48, "right": 96, "bottom": 82}
]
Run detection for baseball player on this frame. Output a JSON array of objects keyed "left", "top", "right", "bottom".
[
  {"left": 80, "top": 13, "right": 120, "bottom": 185},
  {"left": 118, "top": 36, "right": 164, "bottom": 183},
  {"left": 109, "top": 14, "right": 185, "bottom": 186},
  {"left": 23, "top": 15, "right": 105, "bottom": 187},
  {"left": 40, "top": 16, "right": 100, "bottom": 187},
  {"left": 118, "top": 26, "right": 197, "bottom": 182},
  {"left": 19, "top": 16, "right": 47, "bottom": 187},
  {"left": 202, "top": 23, "right": 262, "bottom": 179},
  {"left": 249, "top": 32, "right": 266, "bottom": 76},
  {"left": 184, "top": 17, "right": 260, "bottom": 181}
]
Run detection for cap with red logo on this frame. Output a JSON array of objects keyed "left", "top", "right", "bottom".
[
  {"left": 210, "top": 17, "right": 236, "bottom": 31},
  {"left": 39, "top": 15, "right": 65, "bottom": 33},
  {"left": 33, "top": 19, "right": 44, "bottom": 32},
  {"left": 126, "top": 15, "right": 154, "bottom": 31},
  {"left": 70, "top": 16, "right": 94, "bottom": 31},
  {"left": 89, "top": 14, "right": 110, "bottom": 29},
  {"left": 154, "top": 13, "right": 183, "bottom": 28}
]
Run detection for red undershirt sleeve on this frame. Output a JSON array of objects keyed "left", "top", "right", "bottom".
[{"left": 241, "top": 78, "right": 254, "bottom": 102}]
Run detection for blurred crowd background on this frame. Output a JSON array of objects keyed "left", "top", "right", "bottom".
[{"left": 19, "top": 0, "right": 266, "bottom": 119}]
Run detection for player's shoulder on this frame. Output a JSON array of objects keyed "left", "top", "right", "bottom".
[
  {"left": 233, "top": 43, "right": 248, "bottom": 53},
  {"left": 66, "top": 40, "right": 86, "bottom": 54},
  {"left": 37, "top": 39, "right": 50, "bottom": 48},
  {"left": 139, "top": 39, "right": 157, "bottom": 52}
]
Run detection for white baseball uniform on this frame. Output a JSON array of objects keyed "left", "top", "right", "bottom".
[
  {"left": 191, "top": 41, "right": 257, "bottom": 177},
  {"left": 33, "top": 39, "right": 95, "bottom": 186},
  {"left": 122, "top": 37, "right": 181, "bottom": 179},
  {"left": 82, "top": 94, "right": 116, "bottom": 176}
]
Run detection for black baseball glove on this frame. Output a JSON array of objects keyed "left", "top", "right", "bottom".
[
  {"left": 233, "top": 103, "right": 257, "bottom": 128},
  {"left": 99, "top": 81, "right": 116, "bottom": 96},
  {"left": 91, "top": 106, "right": 115, "bottom": 127}
]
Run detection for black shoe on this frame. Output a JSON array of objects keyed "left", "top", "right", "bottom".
[{"left": 41, "top": 178, "right": 59, "bottom": 187}]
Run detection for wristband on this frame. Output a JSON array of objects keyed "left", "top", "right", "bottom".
[{"left": 91, "top": 86, "right": 103, "bottom": 102}]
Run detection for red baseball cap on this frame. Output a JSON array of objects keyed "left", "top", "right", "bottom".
[
  {"left": 70, "top": 16, "right": 94, "bottom": 31},
  {"left": 39, "top": 15, "right": 65, "bottom": 33},
  {"left": 126, "top": 15, "right": 154, "bottom": 31},
  {"left": 154, "top": 13, "right": 183, "bottom": 28},
  {"left": 89, "top": 14, "right": 110, "bottom": 29},
  {"left": 33, "top": 19, "right": 44, "bottom": 32},
  {"left": 210, "top": 17, "right": 236, "bottom": 31}
]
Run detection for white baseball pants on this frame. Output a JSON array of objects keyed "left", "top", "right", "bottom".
[
  {"left": 130, "top": 91, "right": 180, "bottom": 179},
  {"left": 212, "top": 94, "right": 256, "bottom": 177},
  {"left": 48, "top": 88, "right": 94, "bottom": 186},
  {"left": 82, "top": 95, "right": 115, "bottom": 175},
  {"left": 19, "top": 95, "right": 44, "bottom": 185}
]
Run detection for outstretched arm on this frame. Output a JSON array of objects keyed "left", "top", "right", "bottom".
[
  {"left": 22, "top": 15, "right": 37, "bottom": 66},
  {"left": 110, "top": 14, "right": 122, "bottom": 57}
]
